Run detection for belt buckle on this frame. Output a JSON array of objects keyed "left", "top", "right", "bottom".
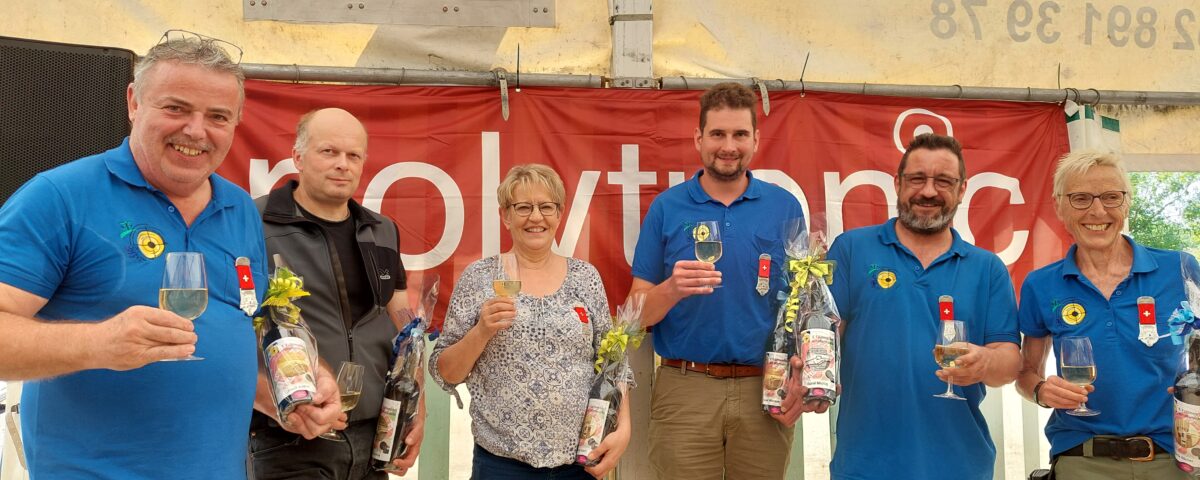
[{"left": 1128, "top": 436, "right": 1155, "bottom": 462}]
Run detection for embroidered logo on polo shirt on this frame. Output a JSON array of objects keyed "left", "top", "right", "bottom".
[
  {"left": 119, "top": 221, "right": 166, "bottom": 260},
  {"left": 1053, "top": 298, "right": 1086, "bottom": 325},
  {"left": 867, "top": 264, "right": 896, "bottom": 289}
]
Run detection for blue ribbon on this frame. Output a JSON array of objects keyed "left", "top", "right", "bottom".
[{"left": 1167, "top": 302, "right": 1198, "bottom": 345}]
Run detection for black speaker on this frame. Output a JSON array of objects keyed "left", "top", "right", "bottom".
[{"left": 0, "top": 36, "right": 134, "bottom": 204}]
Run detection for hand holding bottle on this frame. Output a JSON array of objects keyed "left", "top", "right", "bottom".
[{"left": 281, "top": 362, "right": 345, "bottom": 439}]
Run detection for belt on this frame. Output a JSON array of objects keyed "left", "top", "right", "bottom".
[
  {"left": 1059, "top": 436, "right": 1165, "bottom": 461},
  {"left": 661, "top": 358, "right": 762, "bottom": 378}
]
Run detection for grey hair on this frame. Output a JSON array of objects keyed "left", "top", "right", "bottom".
[
  {"left": 291, "top": 108, "right": 369, "bottom": 155},
  {"left": 132, "top": 37, "right": 245, "bottom": 103},
  {"left": 1052, "top": 151, "right": 1132, "bottom": 197},
  {"left": 293, "top": 109, "right": 319, "bottom": 153}
]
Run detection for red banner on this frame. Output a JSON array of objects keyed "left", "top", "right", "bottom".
[{"left": 223, "top": 81, "right": 1071, "bottom": 330}]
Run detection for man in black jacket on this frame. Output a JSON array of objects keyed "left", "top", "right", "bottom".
[{"left": 251, "top": 108, "right": 423, "bottom": 479}]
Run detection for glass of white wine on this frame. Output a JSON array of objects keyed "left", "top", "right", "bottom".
[
  {"left": 159, "top": 251, "right": 207, "bottom": 361},
  {"left": 933, "top": 320, "right": 968, "bottom": 400},
  {"left": 320, "top": 361, "right": 365, "bottom": 441},
  {"left": 493, "top": 252, "right": 521, "bottom": 298},
  {"left": 693, "top": 220, "right": 722, "bottom": 288},
  {"left": 1061, "top": 336, "right": 1100, "bottom": 417}
]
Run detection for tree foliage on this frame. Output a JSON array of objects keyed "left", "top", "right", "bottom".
[{"left": 1128, "top": 172, "right": 1200, "bottom": 254}]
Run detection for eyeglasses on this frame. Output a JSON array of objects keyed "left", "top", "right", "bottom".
[
  {"left": 509, "top": 202, "right": 560, "bottom": 217},
  {"left": 1062, "top": 191, "right": 1126, "bottom": 210},
  {"left": 158, "top": 29, "right": 243, "bottom": 65},
  {"left": 900, "top": 174, "right": 961, "bottom": 192}
]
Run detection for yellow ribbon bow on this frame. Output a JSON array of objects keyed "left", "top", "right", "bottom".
[
  {"left": 252, "top": 267, "right": 311, "bottom": 335},
  {"left": 782, "top": 256, "right": 836, "bottom": 328},
  {"left": 595, "top": 327, "right": 646, "bottom": 373}
]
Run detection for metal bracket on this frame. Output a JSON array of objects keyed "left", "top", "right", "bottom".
[
  {"left": 493, "top": 68, "right": 510, "bottom": 121},
  {"left": 609, "top": 13, "right": 653, "bottom": 25},
  {"left": 607, "top": 77, "right": 658, "bottom": 89},
  {"left": 752, "top": 77, "right": 770, "bottom": 116},
  {"left": 6, "top": 404, "right": 26, "bottom": 469}
]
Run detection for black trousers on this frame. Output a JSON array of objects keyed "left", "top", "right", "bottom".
[{"left": 249, "top": 419, "right": 387, "bottom": 480}]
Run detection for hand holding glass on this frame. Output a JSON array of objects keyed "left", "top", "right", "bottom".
[
  {"left": 933, "top": 320, "right": 967, "bottom": 400},
  {"left": 693, "top": 221, "right": 723, "bottom": 288},
  {"left": 1060, "top": 336, "right": 1100, "bottom": 416},
  {"left": 159, "top": 252, "right": 207, "bottom": 361},
  {"left": 320, "top": 361, "right": 365, "bottom": 441}
]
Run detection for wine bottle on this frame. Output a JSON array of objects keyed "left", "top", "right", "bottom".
[
  {"left": 576, "top": 371, "right": 621, "bottom": 466},
  {"left": 261, "top": 321, "right": 317, "bottom": 419},
  {"left": 372, "top": 324, "right": 425, "bottom": 472},
  {"left": 1175, "top": 332, "right": 1200, "bottom": 477},
  {"left": 798, "top": 308, "right": 838, "bottom": 405},
  {"left": 762, "top": 305, "right": 794, "bottom": 413}
]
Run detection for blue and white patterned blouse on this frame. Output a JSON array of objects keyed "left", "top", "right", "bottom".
[{"left": 430, "top": 255, "right": 612, "bottom": 468}]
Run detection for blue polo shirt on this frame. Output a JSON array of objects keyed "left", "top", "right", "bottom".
[
  {"left": 0, "top": 138, "right": 267, "bottom": 479},
  {"left": 631, "top": 170, "right": 804, "bottom": 364},
  {"left": 828, "top": 218, "right": 1018, "bottom": 480},
  {"left": 1018, "top": 237, "right": 1197, "bottom": 456}
]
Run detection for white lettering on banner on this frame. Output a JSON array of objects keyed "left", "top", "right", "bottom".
[
  {"left": 954, "top": 172, "right": 1029, "bottom": 266},
  {"left": 823, "top": 170, "right": 898, "bottom": 238},
  {"left": 249, "top": 158, "right": 297, "bottom": 198},
  {"left": 362, "top": 162, "right": 464, "bottom": 270},
  {"left": 606, "top": 145, "right": 657, "bottom": 265},
  {"left": 893, "top": 109, "right": 954, "bottom": 153},
  {"left": 556, "top": 171, "right": 600, "bottom": 258},
  {"left": 482, "top": 132, "right": 501, "bottom": 257},
  {"left": 752, "top": 169, "right": 811, "bottom": 231}
]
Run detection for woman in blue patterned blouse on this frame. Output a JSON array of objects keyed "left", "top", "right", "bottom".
[{"left": 430, "top": 164, "right": 631, "bottom": 479}]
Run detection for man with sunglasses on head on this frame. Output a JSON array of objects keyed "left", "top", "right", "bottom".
[
  {"left": 0, "top": 33, "right": 338, "bottom": 479},
  {"left": 252, "top": 107, "right": 421, "bottom": 479},
  {"left": 826, "top": 133, "right": 1022, "bottom": 480}
]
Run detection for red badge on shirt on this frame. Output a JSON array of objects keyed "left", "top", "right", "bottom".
[
  {"left": 573, "top": 304, "right": 589, "bottom": 324},
  {"left": 1137, "top": 296, "right": 1158, "bottom": 347},
  {"left": 938, "top": 295, "right": 954, "bottom": 321}
]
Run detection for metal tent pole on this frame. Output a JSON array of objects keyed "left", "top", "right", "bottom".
[{"left": 241, "top": 63, "right": 1200, "bottom": 106}]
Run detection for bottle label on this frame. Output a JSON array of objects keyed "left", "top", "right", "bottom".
[
  {"left": 576, "top": 398, "right": 611, "bottom": 461},
  {"left": 800, "top": 328, "right": 837, "bottom": 393},
  {"left": 373, "top": 397, "right": 403, "bottom": 462},
  {"left": 1176, "top": 398, "right": 1200, "bottom": 469},
  {"left": 264, "top": 336, "right": 316, "bottom": 414},
  {"left": 762, "top": 351, "right": 789, "bottom": 408}
]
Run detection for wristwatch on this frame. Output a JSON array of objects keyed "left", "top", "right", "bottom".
[{"left": 1033, "top": 380, "right": 1050, "bottom": 408}]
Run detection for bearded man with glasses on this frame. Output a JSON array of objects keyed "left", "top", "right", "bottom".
[{"left": 826, "top": 133, "right": 1022, "bottom": 480}]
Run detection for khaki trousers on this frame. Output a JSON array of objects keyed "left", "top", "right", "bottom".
[{"left": 648, "top": 366, "right": 794, "bottom": 480}]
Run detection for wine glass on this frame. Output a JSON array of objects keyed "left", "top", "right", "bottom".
[
  {"left": 493, "top": 252, "right": 521, "bottom": 298},
  {"left": 319, "top": 361, "right": 365, "bottom": 441},
  {"left": 1061, "top": 336, "right": 1100, "bottom": 416},
  {"left": 693, "top": 221, "right": 723, "bottom": 288},
  {"left": 933, "top": 320, "right": 967, "bottom": 400},
  {"left": 159, "top": 252, "right": 207, "bottom": 361}
]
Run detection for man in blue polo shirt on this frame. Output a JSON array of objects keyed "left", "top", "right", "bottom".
[
  {"left": 0, "top": 35, "right": 339, "bottom": 479},
  {"left": 630, "top": 82, "right": 807, "bottom": 478},
  {"left": 827, "top": 133, "right": 1021, "bottom": 480}
]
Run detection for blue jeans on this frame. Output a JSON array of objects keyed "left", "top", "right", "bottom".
[{"left": 471, "top": 444, "right": 592, "bottom": 480}]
